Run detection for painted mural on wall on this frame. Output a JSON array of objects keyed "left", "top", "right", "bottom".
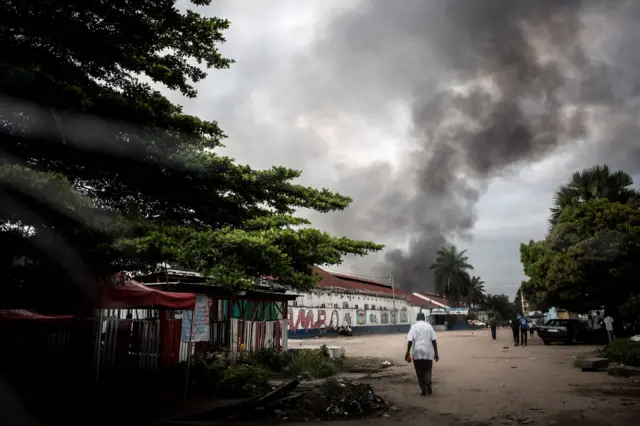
[
  {"left": 381, "top": 312, "right": 389, "bottom": 324},
  {"left": 368, "top": 313, "right": 378, "bottom": 324},
  {"left": 399, "top": 311, "right": 408, "bottom": 324},
  {"left": 357, "top": 310, "right": 366, "bottom": 325},
  {"left": 343, "top": 312, "right": 352, "bottom": 327},
  {"left": 288, "top": 308, "right": 355, "bottom": 333}
]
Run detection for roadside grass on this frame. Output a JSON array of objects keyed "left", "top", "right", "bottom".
[
  {"left": 601, "top": 338, "right": 640, "bottom": 367},
  {"left": 187, "top": 345, "right": 344, "bottom": 398}
]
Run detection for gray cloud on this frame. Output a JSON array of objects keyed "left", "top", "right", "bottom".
[{"left": 173, "top": 0, "right": 640, "bottom": 294}]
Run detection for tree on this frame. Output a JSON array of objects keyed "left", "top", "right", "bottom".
[
  {"left": 430, "top": 245, "right": 474, "bottom": 306},
  {"left": 0, "top": 1, "right": 383, "bottom": 308},
  {"left": 481, "top": 293, "right": 515, "bottom": 322},
  {"left": 521, "top": 199, "right": 640, "bottom": 316},
  {"left": 549, "top": 164, "right": 640, "bottom": 227},
  {"left": 465, "top": 276, "right": 486, "bottom": 310}
]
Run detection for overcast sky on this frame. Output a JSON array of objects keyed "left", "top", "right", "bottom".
[{"left": 164, "top": 0, "right": 640, "bottom": 298}]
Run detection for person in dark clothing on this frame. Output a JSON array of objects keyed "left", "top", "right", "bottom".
[
  {"left": 511, "top": 318, "right": 520, "bottom": 346},
  {"left": 489, "top": 316, "right": 497, "bottom": 340},
  {"left": 519, "top": 315, "right": 528, "bottom": 346}
]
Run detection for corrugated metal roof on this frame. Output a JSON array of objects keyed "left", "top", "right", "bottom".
[
  {"left": 313, "top": 267, "right": 443, "bottom": 308},
  {"left": 413, "top": 292, "right": 451, "bottom": 308}
]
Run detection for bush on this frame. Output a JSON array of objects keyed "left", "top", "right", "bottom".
[
  {"left": 247, "top": 347, "right": 294, "bottom": 372},
  {"left": 187, "top": 358, "right": 228, "bottom": 394},
  {"left": 287, "top": 345, "right": 343, "bottom": 380},
  {"left": 216, "top": 364, "right": 272, "bottom": 398},
  {"left": 601, "top": 339, "right": 640, "bottom": 367}
]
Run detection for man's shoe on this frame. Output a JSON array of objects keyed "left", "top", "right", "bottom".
[{"left": 427, "top": 386, "right": 433, "bottom": 395}]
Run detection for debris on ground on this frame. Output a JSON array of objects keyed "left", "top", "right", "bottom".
[
  {"left": 275, "top": 378, "right": 391, "bottom": 421},
  {"left": 574, "top": 357, "right": 609, "bottom": 371},
  {"left": 169, "top": 377, "right": 392, "bottom": 424}
]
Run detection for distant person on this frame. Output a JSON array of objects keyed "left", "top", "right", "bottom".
[
  {"left": 489, "top": 315, "right": 497, "bottom": 340},
  {"left": 520, "top": 315, "right": 528, "bottom": 346},
  {"left": 593, "top": 311, "right": 602, "bottom": 330},
  {"left": 511, "top": 317, "right": 520, "bottom": 346},
  {"left": 406, "top": 312, "right": 439, "bottom": 396},
  {"left": 529, "top": 321, "right": 536, "bottom": 338},
  {"left": 604, "top": 315, "right": 615, "bottom": 343}
]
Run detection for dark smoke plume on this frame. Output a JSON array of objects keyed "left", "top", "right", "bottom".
[{"left": 299, "top": 0, "right": 640, "bottom": 291}]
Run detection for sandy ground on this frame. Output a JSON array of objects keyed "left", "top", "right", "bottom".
[{"left": 289, "top": 328, "right": 640, "bottom": 426}]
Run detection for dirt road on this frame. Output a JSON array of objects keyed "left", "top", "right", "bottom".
[{"left": 290, "top": 328, "right": 640, "bottom": 425}]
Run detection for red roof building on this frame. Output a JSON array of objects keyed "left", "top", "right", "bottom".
[{"left": 313, "top": 266, "right": 444, "bottom": 309}]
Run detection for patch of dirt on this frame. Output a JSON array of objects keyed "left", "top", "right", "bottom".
[{"left": 575, "top": 384, "right": 640, "bottom": 399}]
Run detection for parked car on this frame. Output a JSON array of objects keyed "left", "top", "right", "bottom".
[
  {"left": 468, "top": 320, "right": 486, "bottom": 328},
  {"left": 538, "top": 318, "right": 601, "bottom": 345}
]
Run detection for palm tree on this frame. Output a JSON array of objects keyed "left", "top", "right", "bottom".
[
  {"left": 550, "top": 164, "right": 640, "bottom": 226},
  {"left": 465, "top": 276, "right": 486, "bottom": 310},
  {"left": 430, "top": 245, "right": 474, "bottom": 306}
]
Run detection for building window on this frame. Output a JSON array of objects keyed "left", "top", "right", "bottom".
[
  {"left": 371, "top": 305, "right": 376, "bottom": 310},
  {"left": 321, "top": 303, "right": 326, "bottom": 308},
  {"left": 342, "top": 302, "right": 349, "bottom": 309},
  {"left": 292, "top": 301, "right": 298, "bottom": 307},
  {"left": 355, "top": 304, "right": 359, "bottom": 309},
  {"left": 333, "top": 303, "right": 339, "bottom": 309},
  {"left": 364, "top": 304, "right": 369, "bottom": 310}
]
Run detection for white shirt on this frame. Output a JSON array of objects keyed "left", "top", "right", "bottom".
[
  {"left": 604, "top": 316, "right": 614, "bottom": 331},
  {"left": 407, "top": 320, "right": 437, "bottom": 360}
]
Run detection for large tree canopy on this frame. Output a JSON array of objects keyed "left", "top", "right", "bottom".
[
  {"left": 0, "top": 0, "right": 382, "bottom": 308},
  {"left": 549, "top": 164, "right": 640, "bottom": 227},
  {"left": 521, "top": 199, "right": 640, "bottom": 314}
]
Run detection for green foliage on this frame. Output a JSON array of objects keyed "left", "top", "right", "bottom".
[
  {"left": 187, "top": 358, "right": 228, "bottom": 394},
  {"left": 620, "top": 295, "right": 640, "bottom": 323},
  {"left": 216, "top": 364, "right": 272, "bottom": 398},
  {"left": 481, "top": 293, "right": 515, "bottom": 321},
  {"left": 601, "top": 339, "right": 640, "bottom": 367},
  {"left": 287, "top": 345, "right": 343, "bottom": 380},
  {"left": 549, "top": 164, "right": 640, "bottom": 227},
  {"left": 430, "top": 245, "right": 474, "bottom": 305},
  {"left": 187, "top": 346, "right": 343, "bottom": 398},
  {"left": 247, "top": 347, "right": 294, "bottom": 373},
  {"left": 0, "top": 0, "right": 383, "bottom": 300},
  {"left": 465, "top": 276, "right": 486, "bottom": 309},
  {"left": 521, "top": 198, "right": 640, "bottom": 314}
]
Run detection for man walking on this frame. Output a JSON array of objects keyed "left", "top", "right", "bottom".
[
  {"left": 604, "top": 314, "right": 615, "bottom": 343},
  {"left": 519, "top": 315, "right": 528, "bottom": 346},
  {"left": 489, "top": 315, "right": 497, "bottom": 340},
  {"left": 511, "top": 317, "right": 520, "bottom": 346},
  {"left": 406, "top": 312, "right": 439, "bottom": 396}
]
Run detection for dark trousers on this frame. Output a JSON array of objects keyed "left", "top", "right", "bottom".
[
  {"left": 520, "top": 329, "right": 528, "bottom": 346},
  {"left": 530, "top": 328, "right": 534, "bottom": 337},
  {"left": 413, "top": 359, "right": 433, "bottom": 392},
  {"left": 491, "top": 327, "right": 497, "bottom": 340},
  {"left": 512, "top": 329, "right": 519, "bottom": 345}
]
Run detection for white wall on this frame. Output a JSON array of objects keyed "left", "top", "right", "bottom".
[{"left": 286, "top": 289, "right": 412, "bottom": 333}]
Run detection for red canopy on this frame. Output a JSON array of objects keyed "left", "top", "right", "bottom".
[
  {"left": 102, "top": 280, "right": 196, "bottom": 310},
  {"left": 0, "top": 309, "right": 75, "bottom": 321}
]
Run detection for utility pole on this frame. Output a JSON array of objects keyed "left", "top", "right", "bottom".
[
  {"left": 520, "top": 287, "right": 526, "bottom": 314},
  {"left": 390, "top": 276, "right": 397, "bottom": 329}
]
